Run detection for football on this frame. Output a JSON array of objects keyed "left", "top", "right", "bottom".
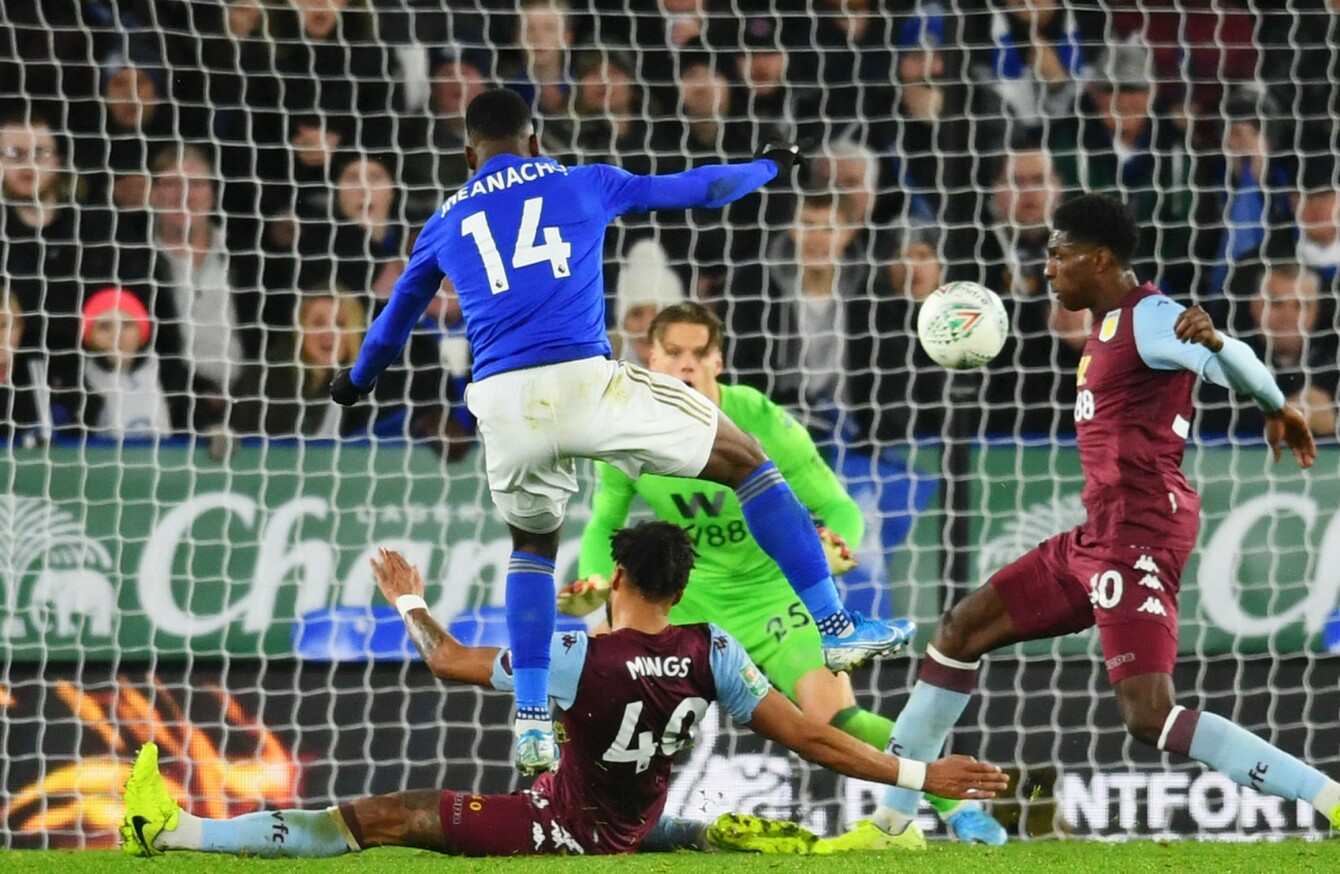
[{"left": 916, "top": 281, "right": 1010, "bottom": 370}]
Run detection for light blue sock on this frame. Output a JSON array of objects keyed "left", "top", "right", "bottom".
[
  {"left": 1169, "top": 707, "right": 1328, "bottom": 804},
  {"left": 506, "top": 551, "right": 557, "bottom": 720},
  {"left": 161, "top": 809, "right": 355, "bottom": 857},
  {"left": 640, "top": 816, "right": 709, "bottom": 852},
  {"left": 735, "top": 462, "right": 846, "bottom": 633},
  {"left": 879, "top": 647, "right": 979, "bottom": 818}
]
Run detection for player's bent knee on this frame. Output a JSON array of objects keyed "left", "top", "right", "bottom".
[
  {"left": 932, "top": 605, "right": 982, "bottom": 662},
  {"left": 1122, "top": 708, "right": 1171, "bottom": 748},
  {"left": 1113, "top": 679, "right": 1175, "bottom": 748},
  {"left": 702, "top": 419, "right": 768, "bottom": 485}
]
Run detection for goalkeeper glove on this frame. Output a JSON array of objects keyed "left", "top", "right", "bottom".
[
  {"left": 818, "top": 527, "right": 857, "bottom": 576},
  {"left": 330, "top": 368, "right": 373, "bottom": 406},
  {"left": 755, "top": 141, "right": 803, "bottom": 177},
  {"left": 557, "top": 575, "right": 611, "bottom": 617}
]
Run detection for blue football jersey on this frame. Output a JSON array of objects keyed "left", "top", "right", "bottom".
[{"left": 352, "top": 154, "right": 778, "bottom": 384}]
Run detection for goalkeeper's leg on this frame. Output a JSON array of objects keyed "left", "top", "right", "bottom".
[{"left": 697, "top": 415, "right": 913, "bottom": 671}]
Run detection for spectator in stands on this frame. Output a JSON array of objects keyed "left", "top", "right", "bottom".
[
  {"left": 731, "top": 17, "right": 816, "bottom": 145},
  {"left": 1195, "top": 90, "right": 1295, "bottom": 297},
  {"left": 608, "top": 0, "right": 730, "bottom": 116},
  {"left": 317, "top": 153, "right": 406, "bottom": 306},
  {"left": 967, "top": 145, "right": 1077, "bottom": 436},
  {"left": 854, "top": 222, "right": 950, "bottom": 444},
  {"left": 66, "top": 287, "right": 171, "bottom": 440},
  {"left": 274, "top": 0, "right": 393, "bottom": 149},
  {"left": 968, "top": 0, "right": 1083, "bottom": 140},
  {"left": 1049, "top": 37, "right": 1196, "bottom": 294},
  {"left": 1257, "top": 0, "right": 1340, "bottom": 158},
  {"left": 95, "top": 40, "right": 182, "bottom": 216},
  {"left": 505, "top": 0, "right": 577, "bottom": 120},
  {"left": 732, "top": 192, "right": 876, "bottom": 438},
  {"left": 0, "top": 289, "right": 45, "bottom": 446},
  {"left": 134, "top": 143, "right": 260, "bottom": 433},
  {"left": 1204, "top": 262, "right": 1339, "bottom": 437},
  {"left": 572, "top": 51, "right": 666, "bottom": 173},
  {"left": 0, "top": 110, "right": 117, "bottom": 385},
  {"left": 173, "top": 0, "right": 283, "bottom": 236},
  {"left": 1293, "top": 157, "right": 1340, "bottom": 287},
  {"left": 875, "top": 3, "right": 1002, "bottom": 231},
  {"left": 258, "top": 113, "right": 344, "bottom": 295},
  {"left": 400, "top": 49, "right": 488, "bottom": 218},
  {"left": 231, "top": 290, "right": 367, "bottom": 438},
  {"left": 655, "top": 56, "right": 763, "bottom": 298},
  {"left": 809, "top": 138, "right": 899, "bottom": 262},
  {"left": 611, "top": 239, "right": 686, "bottom": 367},
  {"left": 967, "top": 145, "right": 1062, "bottom": 299},
  {"left": 885, "top": 222, "right": 943, "bottom": 302},
  {"left": 811, "top": 0, "right": 896, "bottom": 144}
]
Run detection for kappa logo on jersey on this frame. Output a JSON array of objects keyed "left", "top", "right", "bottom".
[
  {"left": 625, "top": 655, "right": 692, "bottom": 680},
  {"left": 1099, "top": 310, "right": 1121, "bottom": 342},
  {"left": 1134, "top": 554, "right": 1159, "bottom": 574},
  {"left": 713, "top": 635, "right": 728, "bottom": 652},
  {"left": 1137, "top": 597, "right": 1168, "bottom": 616},
  {"left": 1077, "top": 356, "right": 1091, "bottom": 387},
  {"left": 739, "top": 663, "right": 769, "bottom": 698},
  {"left": 561, "top": 633, "right": 580, "bottom": 652},
  {"left": 670, "top": 491, "right": 727, "bottom": 519},
  {"left": 1138, "top": 573, "right": 1164, "bottom": 591}
]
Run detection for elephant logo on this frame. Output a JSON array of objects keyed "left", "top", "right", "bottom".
[{"left": 0, "top": 496, "right": 115, "bottom": 640}]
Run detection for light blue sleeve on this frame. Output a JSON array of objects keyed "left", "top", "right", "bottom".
[
  {"left": 586, "top": 161, "right": 779, "bottom": 218},
  {"left": 1132, "top": 296, "right": 1285, "bottom": 412},
  {"left": 489, "top": 632, "right": 588, "bottom": 711},
  {"left": 707, "top": 623, "right": 770, "bottom": 725}
]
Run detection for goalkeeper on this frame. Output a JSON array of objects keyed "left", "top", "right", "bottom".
[{"left": 565, "top": 302, "right": 1006, "bottom": 848}]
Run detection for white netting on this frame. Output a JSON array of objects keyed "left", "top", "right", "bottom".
[{"left": 0, "top": 0, "right": 1337, "bottom": 849}]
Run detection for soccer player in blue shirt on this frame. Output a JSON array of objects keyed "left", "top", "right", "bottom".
[{"left": 332, "top": 89, "right": 913, "bottom": 774}]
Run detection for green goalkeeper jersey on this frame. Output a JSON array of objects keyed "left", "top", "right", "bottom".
[{"left": 579, "top": 383, "right": 863, "bottom": 591}]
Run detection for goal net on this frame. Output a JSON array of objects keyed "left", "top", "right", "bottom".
[{"left": 1, "top": 0, "right": 1337, "bottom": 849}]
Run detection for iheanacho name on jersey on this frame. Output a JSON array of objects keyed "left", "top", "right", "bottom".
[{"left": 440, "top": 160, "right": 571, "bottom": 215}]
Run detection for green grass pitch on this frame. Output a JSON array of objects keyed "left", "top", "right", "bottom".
[{"left": 3, "top": 842, "right": 1338, "bottom": 874}]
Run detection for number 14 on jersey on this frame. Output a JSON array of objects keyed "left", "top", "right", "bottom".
[{"left": 461, "top": 196, "right": 572, "bottom": 293}]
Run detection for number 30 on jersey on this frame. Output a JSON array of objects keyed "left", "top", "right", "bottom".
[{"left": 461, "top": 196, "right": 572, "bottom": 293}]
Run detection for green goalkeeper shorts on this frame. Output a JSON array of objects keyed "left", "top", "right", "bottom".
[{"left": 669, "top": 574, "right": 825, "bottom": 701}]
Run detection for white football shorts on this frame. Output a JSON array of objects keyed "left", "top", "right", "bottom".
[{"left": 464, "top": 356, "right": 719, "bottom": 533}]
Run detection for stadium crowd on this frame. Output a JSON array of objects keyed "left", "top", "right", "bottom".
[{"left": 0, "top": 0, "right": 1337, "bottom": 455}]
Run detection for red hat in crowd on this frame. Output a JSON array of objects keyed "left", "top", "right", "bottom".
[{"left": 81, "top": 287, "right": 151, "bottom": 348}]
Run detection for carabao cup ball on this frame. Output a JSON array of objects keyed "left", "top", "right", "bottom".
[{"left": 916, "top": 281, "right": 1009, "bottom": 370}]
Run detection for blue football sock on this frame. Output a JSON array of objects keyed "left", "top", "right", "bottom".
[
  {"left": 161, "top": 809, "right": 355, "bottom": 857},
  {"left": 507, "top": 551, "right": 557, "bottom": 720},
  {"left": 880, "top": 646, "right": 979, "bottom": 818},
  {"left": 1164, "top": 707, "right": 1328, "bottom": 805},
  {"left": 735, "top": 462, "right": 846, "bottom": 632}
]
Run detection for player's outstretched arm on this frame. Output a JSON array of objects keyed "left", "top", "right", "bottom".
[
  {"left": 370, "top": 548, "right": 499, "bottom": 685},
  {"left": 596, "top": 143, "right": 800, "bottom": 215},
  {"left": 746, "top": 688, "right": 1009, "bottom": 800},
  {"left": 335, "top": 219, "right": 447, "bottom": 403}
]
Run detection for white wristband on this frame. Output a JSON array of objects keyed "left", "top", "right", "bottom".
[
  {"left": 396, "top": 594, "right": 429, "bottom": 619},
  {"left": 895, "top": 757, "right": 927, "bottom": 792}
]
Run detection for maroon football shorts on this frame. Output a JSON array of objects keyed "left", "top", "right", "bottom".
[
  {"left": 437, "top": 784, "right": 586, "bottom": 856},
  {"left": 988, "top": 527, "right": 1189, "bottom": 684}
]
